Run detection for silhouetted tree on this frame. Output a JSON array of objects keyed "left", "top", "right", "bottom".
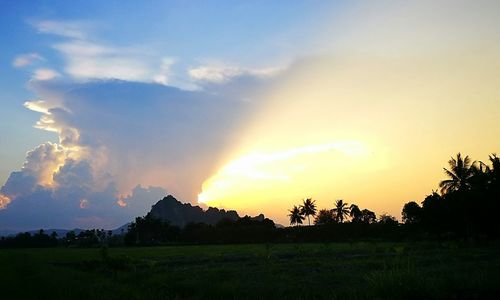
[
  {"left": 125, "top": 213, "right": 179, "bottom": 245},
  {"left": 360, "top": 209, "right": 377, "bottom": 224},
  {"left": 421, "top": 191, "right": 445, "bottom": 230},
  {"left": 439, "top": 153, "right": 477, "bottom": 194},
  {"left": 378, "top": 214, "right": 398, "bottom": 226},
  {"left": 332, "top": 200, "right": 350, "bottom": 223},
  {"left": 314, "top": 209, "right": 335, "bottom": 225},
  {"left": 349, "top": 204, "right": 362, "bottom": 223},
  {"left": 65, "top": 231, "right": 76, "bottom": 244},
  {"left": 288, "top": 205, "right": 305, "bottom": 226},
  {"left": 487, "top": 154, "right": 500, "bottom": 187},
  {"left": 402, "top": 201, "right": 422, "bottom": 224},
  {"left": 300, "top": 198, "right": 317, "bottom": 226}
]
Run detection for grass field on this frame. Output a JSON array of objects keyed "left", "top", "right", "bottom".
[{"left": 1, "top": 241, "right": 499, "bottom": 299}]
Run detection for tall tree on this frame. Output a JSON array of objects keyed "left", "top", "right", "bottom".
[
  {"left": 300, "top": 198, "right": 317, "bottom": 226},
  {"left": 314, "top": 209, "right": 335, "bottom": 225},
  {"left": 439, "top": 153, "right": 477, "bottom": 194},
  {"left": 402, "top": 201, "right": 422, "bottom": 224},
  {"left": 349, "top": 204, "right": 362, "bottom": 223},
  {"left": 288, "top": 205, "right": 305, "bottom": 226},
  {"left": 378, "top": 214, "right": 398, "bottom": 225},
  {"left": 332, "top": 200, "right": 350, "bottom": 223},
  {"left": 360, "top": 209, "right": 377, "bottom": 224}
]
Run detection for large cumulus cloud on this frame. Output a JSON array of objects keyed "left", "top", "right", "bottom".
[{"left": 0, "top": 75, "right": 269, "bottom": 230}]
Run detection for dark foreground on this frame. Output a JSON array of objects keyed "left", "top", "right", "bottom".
[{"left": 1, "top": 242, "right": 499, "bottom": 299}]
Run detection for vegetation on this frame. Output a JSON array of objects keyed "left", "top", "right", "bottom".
[
  {"left": 299, "top": 198, "right": 317, "bottom": 226},
  {"left": 288, "top": 205, "right": 304, "bottom": 227},
  {"left": 333, "top": 199, "right": 350, "bottom": 223},
  {"left": 401, "top": 153, "right": 500, "bottom": 238},
  {"left": 1, "top": 242, "right": 499, "bottom": 299},
  {"left": 1, "top": 152, "right": 499, "bottom": 298},
  {"left": 289, "top": 152, "right": 500, "bottom": 240}
]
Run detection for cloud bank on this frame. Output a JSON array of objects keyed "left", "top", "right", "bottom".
[
  {"left": 2, "top": 17, "right": 281, "bottom": 231},
  {"left": 0, "top": 75, "right": 268, "bottom": 230}
]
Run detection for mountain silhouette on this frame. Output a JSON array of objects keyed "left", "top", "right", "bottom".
[{"left": 149, "top": 195, "right": 263, "bottom": 227}]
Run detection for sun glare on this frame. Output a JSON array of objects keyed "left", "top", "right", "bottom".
[{"left": 197, "top": 140, "right": 376, "bottom": 212}]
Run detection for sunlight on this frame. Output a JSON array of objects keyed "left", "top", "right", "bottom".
[
  {"left": 0, "top": 194, "right": 11, "bottom": 209},
  {"left": 197, "top": 140, "right": 377, "bottom": 211}
]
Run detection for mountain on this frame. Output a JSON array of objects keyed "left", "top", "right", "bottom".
[
  {"left": 112, "top": 223, "right": 130, "bottom": 235},
  {"left": 149, "top": 195, "right": 257, "bottom": 227},
  {"left": 1, "top": 196, "right": 270, "bottom": 236}
]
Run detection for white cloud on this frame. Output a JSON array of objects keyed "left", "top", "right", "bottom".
[
  {"left": 29, "top": 19, "right": 178, "bottom": 84},
  {"left": 153, "top": 57, "right": 176, "bottom": 85},
  {"left": 34, "top": 20, "right": 89, "bottom": 39},
  {"left": 29, "top": 19, "right": 285, "bottom": 88},
  {"left": 32, "top": 68, "right": 60, "bottom": 81},
  {"left": 52, "top": 40, "right": 177, "bottom": 84},
  {"left": 189, "top": 62, "right": 283, "bottom": 84},
  {"left": 189, "top": 64, "right": 243, "bottom": 83},
  {"left": 13, "top": 53, "right": 44, "bottom": 68},
  {"left": 21, "top": 142, "right": 67, "bottom": 187}
]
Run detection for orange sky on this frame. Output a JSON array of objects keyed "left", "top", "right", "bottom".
[{"left": 198, "top": 2, "right": 500, "bottom": 225}]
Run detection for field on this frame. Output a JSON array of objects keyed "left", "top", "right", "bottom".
[{"left": 1, "top": 242, "right": 499, "bottom": 299}]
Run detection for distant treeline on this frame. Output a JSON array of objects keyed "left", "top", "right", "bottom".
[
  {"left": 125, "top": 215, "right": 407, "bottom": 245},
  {"left": 1, "top": 152, "right": 498, "bottom": 248},
  {"left": 0, "top": 228, "right": 124, "bottom": 248}
]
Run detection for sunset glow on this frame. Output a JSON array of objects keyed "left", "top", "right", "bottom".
[{"left": 1, "top": 0, "right": 500, "bottom": 229}]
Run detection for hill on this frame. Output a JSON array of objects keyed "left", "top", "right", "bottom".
[{"left": 149, "top": 195, "right": 264, "bottom": 227}]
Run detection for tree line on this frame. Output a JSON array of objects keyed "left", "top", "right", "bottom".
[
  {"left": 287, "top": 152, "right": 499, "bottom": 240},
  {"left": 0, "top": 228, "right": 125, "bottom": 248},
  {"left": 1, "top": 152, "right": 498, "bottom": 248},
  {"left": 288, "top": 198, "right": 387, "bottom": 226}
]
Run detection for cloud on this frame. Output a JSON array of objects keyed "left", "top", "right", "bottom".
[
  {"left": 3, "top": 16, "right": 285, "bottom": 229},
  {"left": 0, "top": 152, "right": 169, "bottom": 230},
  {"left": 153, "top": 58, "right": 176, "bottom": 85},
  {"left": 0, "top": 194, "right": 10, "bottom": 210},
  {"left": 13, "top": 53, "right": 44, "bottom": 68},
  {"left": 28, "top": 19, "right": 181, "bottom": 85},
  {"left": 32, "top": 68, "right": 60, "bottom": 81},
  {"left": 51, "top": 39, "right": 180, "bottom": 85},
  {"left": 33, "top": 20, "right": 89, "bottom": 39},
  {"left": 0, "top": 74, "right": 269, "bottom": 230},
  {"left": 119, "top": 185, "right": 168, "bottom": 213},
  {"left": 189, "top": 62, "right": 282, "bottom": 84},
  {"left": 54, "top": 41, "right": 152, "bottom": 81},
  {"left": 7, "top": 142, "right": 67, "bottom": 191}
]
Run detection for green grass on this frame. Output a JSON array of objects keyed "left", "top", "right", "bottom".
[{"left": 1, "top": 242, "right": 499, "bottom": 299}]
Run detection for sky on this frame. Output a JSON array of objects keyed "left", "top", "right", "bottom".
[{"left": 1, "top": 0, "right": 499, "bottom": 230}]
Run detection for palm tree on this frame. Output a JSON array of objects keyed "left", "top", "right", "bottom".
[
  {"left": 288, "top": 205, "right": 305, "bottom": 226},
  {"left": 349, "top": 204, "right": 362, "bottom": 223},
  {"left": 300, "top": 198, "right": 317, "bottom": 226},
  {"left": 439, "top": 153, "right": 477, "bottom": 194},
  {"left": 332, "top": 199, "right": 350, "bottom": 223}
]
